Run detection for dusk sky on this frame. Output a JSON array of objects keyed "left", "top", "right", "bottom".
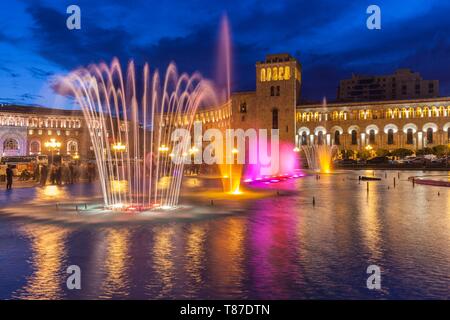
[{"left": 1, "top": 0, "right": 450, "bottom": 109}]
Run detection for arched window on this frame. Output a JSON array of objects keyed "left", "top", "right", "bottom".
[
  {"left": 351, "top": 130, "right": 358, "bottom": 145},
  {"left": 272, "top": 108, "right": 278, "bottom": 129},
  {"left": 407, "top": 129, "right": 414, "bottom": 145},
  {"left": 276, "top": 86, "right": 280, "bottom": 96},
  {"left": 30, "top": 140, "right": 40, "bottom": 154},
  {"left": 270, "top": 86, "right": 275, "bottom": 96},
  {"left": 334, "top": 131, "right": 340, "bottom": 145},
  {"left": 387, "top": 129, "right": 394, "bottom": 145},
  {"left": 332, "top": 111, "right": 338, "bottom": 120},
  {"left": 260, "top": 68, "right": 266, "bottom": 82},
  {"left": 426, "top": 128, "right": 433, "bottom": 144},
  {"left": 369, "top": 130, "right": 376, "bottom": 144},
  {"left": 284, "top": 66, "right": 291, "bottom": 80},
  {"left": 67, "top": 140, "right": 78, "bottom": 154},
  {"left": 317, "top": 131, "right": 324, "bottom": 145},
  {"left": 4, "top": 138, "right": 19, "bottom": 151},
  {"left": 301, "top": 132, "right": 307, "bottom": 145}
]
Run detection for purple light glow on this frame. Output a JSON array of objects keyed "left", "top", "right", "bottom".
[{"left": 242, "top": 142, "right": 304, "bottom": 185}]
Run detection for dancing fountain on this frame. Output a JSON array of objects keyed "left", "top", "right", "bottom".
[
  {"left": 60, "top": 60, "right": 218, "bottom": 210},
  {"left": 302, "top": 145, "right": 337, "bottom": 173},
  {"left": 301, "top": 98, "right": 337, "bottom": 173}
]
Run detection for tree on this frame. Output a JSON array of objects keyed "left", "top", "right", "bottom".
[
  {"left": 343, "top": 149, "right": 355, "bottom": 159},
  {"left": 416, "top": 147, "right": 433, "bottom": 156},
  {"left": 358, "top": 150, "right": 371, "bottom": 160},
  {"left": 391, "top": 148, "right": 413, "bottom": 158},
  {"left": 376, "top": 148, "right": 390, "bottom": 157},
  {"left": 431, "top": 145, "right": 450, "bottom": 157}
]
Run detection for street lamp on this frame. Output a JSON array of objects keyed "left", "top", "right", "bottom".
[
  {"left": 158, "top": 144, "right": 169, "bottom": 153},
  {"left": 189, "top": 146, "right": 199, "bottom": 155},
  {"left": 44, "top": 138, "right": 61, "bottom": 164},
  {"left": 112, "top": 142, "right": 126, "bottom": 152}
]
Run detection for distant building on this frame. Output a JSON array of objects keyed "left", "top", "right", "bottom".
[{"left": 337, "top": 69, "right": 439, "bottom": 102}]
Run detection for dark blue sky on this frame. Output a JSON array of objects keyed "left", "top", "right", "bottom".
[{"left": 1, "top": 0, "right": 450, "bottom": 108}]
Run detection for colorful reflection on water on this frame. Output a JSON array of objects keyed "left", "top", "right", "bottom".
[{"left": 0, "top": 170, "right": 449, "bottom": 299}]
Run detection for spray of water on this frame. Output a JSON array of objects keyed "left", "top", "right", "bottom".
[
  {"left": 59, "top": 59, "right": 218, "bottom": 210},
  {"left": 302, "top": 145, "right": 337, "bottom": 173}
]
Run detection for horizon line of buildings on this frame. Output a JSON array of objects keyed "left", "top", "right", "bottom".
[{"left": 0, "top": 53, "right": 449, "bottom": 160}]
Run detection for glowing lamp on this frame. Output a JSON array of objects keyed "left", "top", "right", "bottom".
[{"left": 112, "top": 142, "right": 126, "bottom": 152}]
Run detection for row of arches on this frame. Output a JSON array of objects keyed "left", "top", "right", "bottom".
[
  {"left": 0, "top": 115, "right": 83, "bottom": 129},
  {"left": 297, "top": 105, "right": 450, "bottom": 123},
  {"left": 1, "top": 139, "right": 79, "bottom": 156},
  {"left": 298, "top": 122, "right": 450, "bottom": 146}
]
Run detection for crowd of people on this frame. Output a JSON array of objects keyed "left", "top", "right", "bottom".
[{"left": 2, "top": 161, "right": 97, "bottom": 190}]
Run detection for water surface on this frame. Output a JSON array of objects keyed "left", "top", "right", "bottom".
[{"left": 0, "top": 170, "right": 449, "bottom": 299}]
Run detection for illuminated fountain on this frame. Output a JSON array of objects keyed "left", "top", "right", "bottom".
[
  {"left": 301, "top": 97, "right": 337, "bottom": 173},
  {"left": 215, "top": 15, "right": 242, "bottom": 194},
  {"left": 302, "top": 144, "right": 337, "bottom": 173},
  {"left": 59, "top": 60, "right": 218, "bottom": 210}
]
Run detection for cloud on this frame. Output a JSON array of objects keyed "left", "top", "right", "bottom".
[
  {"left": 5, "top": 0, "right": 450, "bottom": 105},
  {"left": 0, "top": 66, "right": 20, "bottom": 78},
  {"left": 28, "top": 67, "right": 53, "bottom": 79}
]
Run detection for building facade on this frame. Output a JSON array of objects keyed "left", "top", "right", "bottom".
[
  {"left": 296, "top": 98, "right": 450, "bottom": 152},
  {"left": 228, "top": 54, "right": 450, "bottom": 154},
  {"left": 2, "top": 53, "right": 450, "bottom": 161},
  {"left": 231, "top": 53, "right": 301, "bottom": 143},
  {"left": 337, "top": 69, "right": 439, "bottom": 102},
  {"left": 0, "top": 105, "right": 89, "bottom": 159}
]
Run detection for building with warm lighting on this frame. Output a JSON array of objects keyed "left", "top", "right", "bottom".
[
  {"left": 0, "top": 105, "right": 89, "bottom": 159},
  {"left": 296, "top": 97, "right": 450, "bottom": 152},
  {"left": 231, "top": 53, "right": 450, "bottom": 153},
  {"left": 2, "top": 53, "right": 450, "bottom": 160}
]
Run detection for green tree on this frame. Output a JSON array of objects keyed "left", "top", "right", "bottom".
[
  {"left": 391, "top": 148, "right": 414, "bottom": 158},
  {"left": 431, "top": 145, "right": 450, "bottom": 157},
  {"left": 416, "top": 147, "right": 433, "bottom": 156},
  {"left": 376, "top": 148, "right": 390, "bottom": 157},
  {"left": 343, "top": 149, "right": 355, "bottom": 159},
  {"left": 358, "top": 150, "right": 371, "bottom": 160}
]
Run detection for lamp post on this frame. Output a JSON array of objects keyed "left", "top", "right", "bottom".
[
  {"left": 158, "top": 144, "right": 169, "bottom": 153},
  {"left": 44, "top": 138, "right": 61, "bottom": 165},
  {"left": 112, "top": 142, "right": 126, "bottom": 152}
]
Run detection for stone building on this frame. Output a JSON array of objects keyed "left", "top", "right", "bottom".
[
  {"left": 231, "top": 53, "right": 301, "bottom": 143},
  {"left": 2, "top": 53, "right": 450, "bottom": 161},
  {"left": 296, "top": 98, "right": 450, "bottom": 152},
  {"left": 229, "top": 53, "right": 450, "bottom": 154},
  {"left": 0, "top": 105, "right": 89, "bottom": 159}
]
